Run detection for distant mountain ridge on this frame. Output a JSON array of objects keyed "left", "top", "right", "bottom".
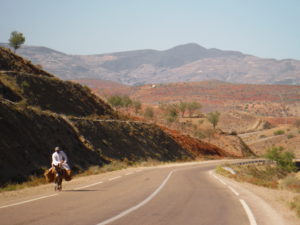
[{"left": 1, "top": 43, "right": 300, "bottom": 85}]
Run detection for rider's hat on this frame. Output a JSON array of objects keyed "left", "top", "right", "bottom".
[{"left": 54, "top": 146, "right": 60, "bottom": 151}]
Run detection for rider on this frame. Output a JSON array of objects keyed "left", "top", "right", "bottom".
[{"left": 52, "top": 146, "right": 70, "bottom": 176}]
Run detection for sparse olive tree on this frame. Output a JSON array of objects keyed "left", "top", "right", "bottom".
[
  {"left": 107, "top": 95, "right": 133, "bottom": 111},
  {"left": 9, "top": 31, "right": 25, "bottom": 53},
  {"left": 178, "top": 101, "right": 188, "bottom": 117},
  {"left": 107, "top": 95, "right": 123, "bottom": 108},
  {"left": 132, "top": 100, "right": 142, "bottom": 114},
  {"left": 164, "top": 104, "right": 179, "bottom": 123},
  {"left": 121, "top": 95, "right": 133, "bottom": 112},
  {"left": 186, "top": 101, "right": 201, "bottom": 117},
  {"left": 207, "top": 111, "right": 220, "bottom": 129},
  {"left": 144, "top": 106, "right": 154, "bottom": 119}
]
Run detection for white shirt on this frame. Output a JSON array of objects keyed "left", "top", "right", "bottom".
[{"left": 52, "top": 150, "right": 70, "bottom": 170}]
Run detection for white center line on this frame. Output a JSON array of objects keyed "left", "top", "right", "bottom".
[
  {"left": 109, "top": 176, "right": 121, "bottom": 181},
  {"left": 228, "top": 186, "right": 240, "bottom": 196},
  {"left": 239, "top": 199, "right": 258, "bottom": 225},
  {"left": 0, "top": 194, "right": 58, "bottom": 209},
  {"left": 97, "top": 170, "right": 174, "bottom": 225},
  {"left": 74, "top": 181, "right": 103, "bottom": 190},
  {"left": 213, "top": 174, "right": 227, "bottom": 185}
]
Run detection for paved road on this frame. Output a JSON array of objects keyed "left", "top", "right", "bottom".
[{"left": 0, "top": 161, "right": 285, "bottom": 225}]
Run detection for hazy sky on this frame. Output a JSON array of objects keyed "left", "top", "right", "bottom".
[{"left": 1, "top": 0, "right": 299, "bottom": 59}]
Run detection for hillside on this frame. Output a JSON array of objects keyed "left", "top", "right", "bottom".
[
  {"left": 75, "top": 79, "right": 300, "bottom": 117},
  {"left": 1, "top": 43, "right": 300, "bottom": 85},
  {"left": 0, "top": 47, "right": 244, "bottom": 186}
]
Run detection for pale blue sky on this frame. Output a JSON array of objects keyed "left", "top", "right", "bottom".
[{"left": 1, "top": 0, "right": 299, "bottom": 59}]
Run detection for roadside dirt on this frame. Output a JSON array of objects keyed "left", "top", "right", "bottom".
[
  {"left": 239, "top": 181, "right": 299, "bottom": 225},
  {"left": 220, "top": 173, "right": 300, "bottom": 225}
]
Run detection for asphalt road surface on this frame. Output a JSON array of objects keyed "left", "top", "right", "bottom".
[{"left": 0, "top": 161, "right": 285, "bottom": 225}]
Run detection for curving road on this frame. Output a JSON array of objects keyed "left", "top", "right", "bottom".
[{"left": 0, "top": 161, "right": 285, "bottom": 225}]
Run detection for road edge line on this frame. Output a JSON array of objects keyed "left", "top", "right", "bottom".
[{"left": 0, "top": 194, "right": 58, "bottom": 209}]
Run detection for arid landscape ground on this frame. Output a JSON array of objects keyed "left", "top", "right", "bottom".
[
  {"left": 74, "top": 78, "right": 300, "bottom": 159},
  {"left": 1, "top": 45, "right": 300, "bottom": 223}
]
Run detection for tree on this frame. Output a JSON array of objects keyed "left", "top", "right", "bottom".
[
  {"left": 121, "top": 95, "right": 132, "bottom": 111},
  {"left": 207, "top": 111, "right": 220, "bottom": 129},
  {"left": 107, "top": 95, "right": 123, "bottom": 108},
  {"left": 107, "top": 95, "right": 133, "bottom": 111},
  {"left": 265, "top": 146, "right": 296, "bottom": 172},
  {"left": 132, "top": 100, "right": 142, "bottom": 114},
  {"left": 186, "top": 101, "right": 201, "bottom": 117},
  {"left": 178, "top": 101, "right": 188, "bottom": 117},
  {"left": 144, "top": 106, "right": 154, "bottom": 119},
  {"left": 164, "top": 104, "right": 179, "bottom": 123},
  {"left": 9, "top": 31, "right": 25, "bottom": 53}
]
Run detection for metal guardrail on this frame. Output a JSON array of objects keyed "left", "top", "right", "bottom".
[{"left": 232, "top": 159, "right": 275, "bottom": 166}]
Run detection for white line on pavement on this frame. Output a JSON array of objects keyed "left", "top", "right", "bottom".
[
  {"left": 96, "top": 170, "right": 174, "bottom": 225},
  {"left": 109, "top": 176, "right": 121, "bottom": 181},
  {"left": 213, "top": 175, "right": 227, "bottom": 185},
  {"left": 74, "top": 181, "right": 104, "bottom": 190},
  {"left": 228, "top": 186, "right": 240, "bottom": 196},
  {"left": 0, "top": 194, "right": 58, "bottom": 209},
  {"left": 239, "top": 199, "right": 258, "bottom": 225}
]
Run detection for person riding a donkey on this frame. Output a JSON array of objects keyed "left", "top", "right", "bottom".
[
  {"left": 44, "top": 146, "right": 72, "bottom": 191},
  {"left": 52, "top": 146, "right": 70, "bottom": 172}
]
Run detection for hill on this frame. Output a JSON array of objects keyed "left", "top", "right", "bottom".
[
  {"left": 1, "top": 43, "right": 300, "bottom": 85},
  {"left": 0, "top": 47, "right": 244, "bottom": 186},
  {"left": 75, "top": 79, "right": 300, "bottom": 117}
]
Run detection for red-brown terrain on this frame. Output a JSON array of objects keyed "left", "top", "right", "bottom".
[
  {"left": 75, "top": 79, "right": 300, "bottom": 117},
  {"left": 1, "top": 47, "right": 252, "bottom": 186}
]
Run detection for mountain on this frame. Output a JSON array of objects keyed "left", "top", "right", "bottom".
[
  {"left": 1, "top": 43, "right": 300, "bottom": 85},
  {"left": 1, "top": 47, "right": 240, "bottom": 186}
]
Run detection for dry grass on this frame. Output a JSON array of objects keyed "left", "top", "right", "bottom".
[
  {"left": 290, "top": 195, "right": 300, "bottom": 217},
  {"left": 280, "top": 175, "right": 300, "bottom": 193},
  {"left": 216, "top": 164, "right": 288, "bottom": 188},
  {"left": 0, "top": 176, "right": 47, "bottom": 192},
  {"left": 216, "top": 164, "right": 300, "bottom": 218}
]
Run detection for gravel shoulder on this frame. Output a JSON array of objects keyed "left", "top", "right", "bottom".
[{"left": 219, "top": 173, "right": 299, "bottom": 225}]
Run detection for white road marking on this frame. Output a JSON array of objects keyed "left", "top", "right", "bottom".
[
  {"left": 210, "top": 171, "right": 240, "bottom": 194},
  {"left": 228, "top": 186, "right": 240, "bottom": 196},
  {"left": 96, "top": 170, "right": 174, "bottom": 225},
  {"left": 213, "top": 174, "right": 227, "bottom": 185},
  {"left": 239, "top": 199, "right": 258, "bottom": 225},
  {"left": 0, "top": 194, "right": 58, "bottom": 209},
  {"left": 109, "top": 176, "right": 121, "bottom": 181},
  {"left": 74, "top": 181, "right": 103, "bottom": 190}
]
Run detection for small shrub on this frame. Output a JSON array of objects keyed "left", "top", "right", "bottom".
[
  {"left": 287, "top": 134, "right": 295, "bottom": 139},
  {"left": 193, "top": 130, "right": 206, "bottom": 139},
  {"left": 273, "top": 130, "right": 285, "bottom": 135},
  {"left": 265, "top": 146, "right": 296, "bottom": 172},
  {"left": 20, "top": 81, "right": 30, "bottom": 88},
  {"left": 260, "top": 134, "right": 266, "bottom": 138},
  {"left": 230, "top": 131, "right": 237, "bottom": 135},
  {"left": 198, "top": 119, "right": 204, "bottom": 125},
  {"left": 144, "top": 107, "right": 154, "bottom": 119}
]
